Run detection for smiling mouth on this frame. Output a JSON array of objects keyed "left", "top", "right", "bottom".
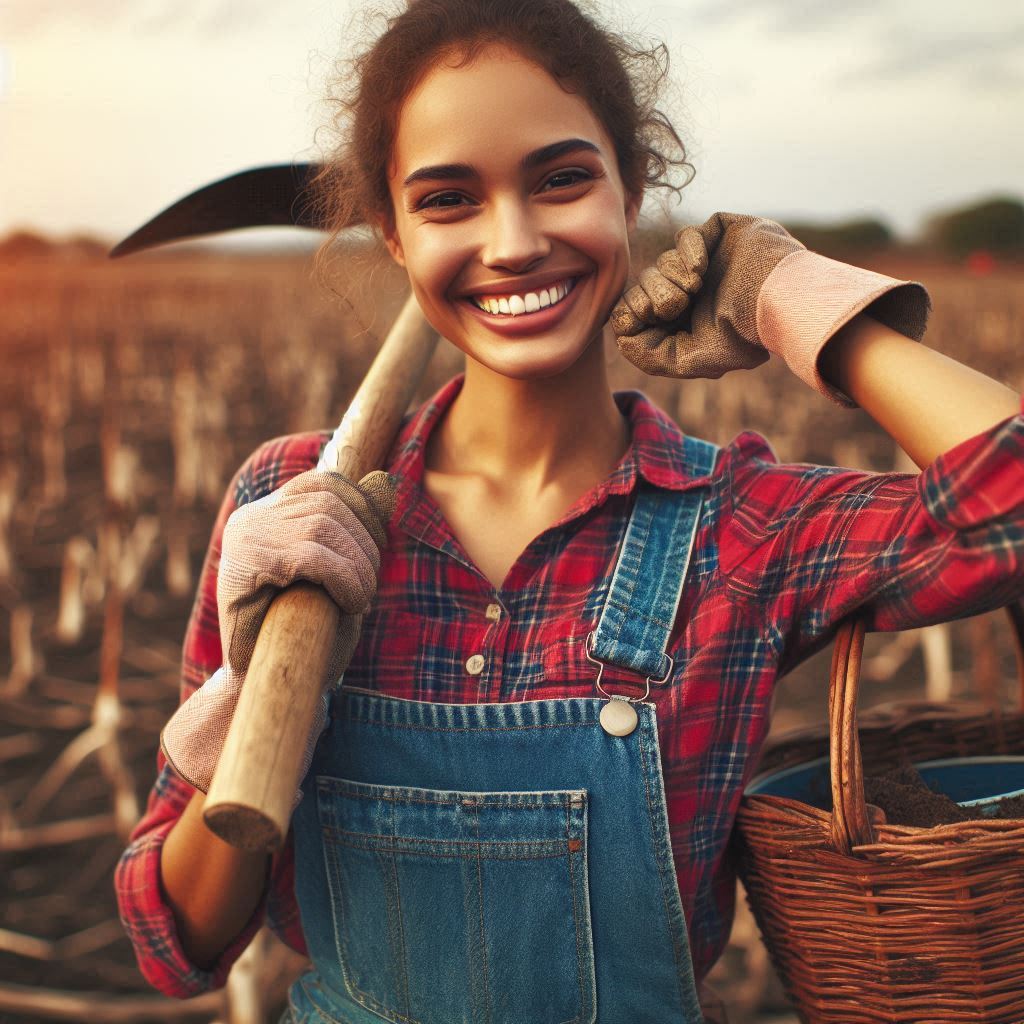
[{"left": 468, "top": 277, "right": 578, "bottom": 316}]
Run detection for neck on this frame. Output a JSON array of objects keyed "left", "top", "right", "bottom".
[{"left": 426, "top": 329, "right": 629, "bottom": 495}]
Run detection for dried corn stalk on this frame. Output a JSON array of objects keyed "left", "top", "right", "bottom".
[
  {"left": 0, "top": 461, "right": 17, "bottom": 586},
  {"left": 39, "top": 341, "right": 72, "bottom": 506},
  {"left": 16, "top": 337, "right": 144, "bottom": 837},
  {"left": 4, "top": 605, "right": 41, "bottom": 696},
  {"left": 56, "top": 537, "right": 97, "bottom": 645}
]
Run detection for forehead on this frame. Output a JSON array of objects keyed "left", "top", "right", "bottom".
[{"left": 390, "top": 44, "right": 615, "bottom": 179}]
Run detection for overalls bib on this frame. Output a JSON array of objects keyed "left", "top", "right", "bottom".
[{"left": 286, "top": 437, "right": 718, "bottom": 1024}]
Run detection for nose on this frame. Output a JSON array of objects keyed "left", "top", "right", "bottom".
[{"left": 480, "top": 197, "right": 550, "bottom": 273}]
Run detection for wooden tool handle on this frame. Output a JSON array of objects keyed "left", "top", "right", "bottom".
[{"left": 204, "top": 294, "right": 438, "bottom": 850}]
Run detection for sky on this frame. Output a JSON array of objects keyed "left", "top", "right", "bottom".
[{"left": 2, "top": 0, "right": 1022, "bottom": 244}]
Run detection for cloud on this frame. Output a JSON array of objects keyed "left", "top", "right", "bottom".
[
  {"left": 672, "top": 0, "right": 1024, "bottom": 96},
  {"left": 836, "top": 23, "right": 1024, "bottom": 87},
  {"left": 963, "top": 61, "right": 1024, "bottom": 92}
]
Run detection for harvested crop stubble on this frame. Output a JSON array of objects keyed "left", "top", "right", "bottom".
[{"left": 1, "top": 251, "right": 1022, "bottom": 1024}]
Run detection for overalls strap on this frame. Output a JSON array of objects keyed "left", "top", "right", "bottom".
[{"left": 589, "top": 435, "right": 719, "bottom": 680}]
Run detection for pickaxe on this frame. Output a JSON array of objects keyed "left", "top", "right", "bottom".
[{"left": 112, "top": 164, "right": 439, "bottom": 851}]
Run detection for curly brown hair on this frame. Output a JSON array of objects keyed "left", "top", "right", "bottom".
[{"left": 312, "top": 0, "right": 693, "bottom": 257}]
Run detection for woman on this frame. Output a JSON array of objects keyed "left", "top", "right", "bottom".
[{"left": 116, "top": 1, "right": 1024, "bottom": 1021}]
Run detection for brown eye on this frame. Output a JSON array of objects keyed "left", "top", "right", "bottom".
[
  {"left": 418, "top": 191, "right": 470, "bottom": 210},
  {"left": 541, "top": 169, "right": 591, "bottom": 191}
]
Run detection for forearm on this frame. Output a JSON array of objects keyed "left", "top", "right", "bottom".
[
  {"left": 160, "top": 788, "right": 270, "bottom": 969},
  {"left": 819, "top": 312, "right": 1020, "bottom": 470}
]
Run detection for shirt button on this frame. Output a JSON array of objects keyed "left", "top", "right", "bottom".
[
  {"left": 485, "top": 603, "right": 502, "bottom": 622},
  {"left": 465, "top": 654, "right": 486, "bottom": 675}
]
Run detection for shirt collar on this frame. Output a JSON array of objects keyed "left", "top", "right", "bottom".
[{"left": 387, "top": 373, "right": 714, "bottom": 543}]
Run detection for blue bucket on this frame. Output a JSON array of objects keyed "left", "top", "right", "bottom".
[{"left": 745, "top": 755, "right": 1024, "bottom": 817}]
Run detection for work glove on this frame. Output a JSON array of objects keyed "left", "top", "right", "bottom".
[
  {"left": 612, "top": 212, "right": 931, "bottom": 406},
  {"left": 160, "top": 468, "right": 396, "bottom": 802}
]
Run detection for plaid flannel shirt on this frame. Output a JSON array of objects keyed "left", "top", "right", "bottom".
[{"left": 116, "top": 373, "right": 1024, "bottom": 997}]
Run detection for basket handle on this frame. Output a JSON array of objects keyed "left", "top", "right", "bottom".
[{"left": 828, "top": 602, "right": 1024, "bottom": 855}]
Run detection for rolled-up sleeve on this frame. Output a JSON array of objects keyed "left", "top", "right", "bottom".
[
  {"left": 114, "top": 767, "right": 271, "bottom": 997},
  {"left": 718, "top": 400, "right": 1024, "bottom": 675},
  {"left": 916, "top": 406, "right": 1024, "bottom": 532}
]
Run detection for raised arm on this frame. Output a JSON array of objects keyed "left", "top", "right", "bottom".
[
  {"left": 819, "top": 312, "right": 1020, "bottom": 469},
  {"left": 613, "top": 212, "right": 1024, "bottom": 675}
]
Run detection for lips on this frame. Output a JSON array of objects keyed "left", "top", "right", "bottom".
[
  {"left": 462, "top": 273, "right": 587, "bottom": 337},
  {"left": 469, "top": 277, "right": 577, "bottom": 317}
]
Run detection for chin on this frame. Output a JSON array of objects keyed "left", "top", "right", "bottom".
[
  {"left": 483, "top": 358, "right": 579, "bottom": 381},
  {"left": 465, "top": 330, "right": 603, "bottom": 382}
]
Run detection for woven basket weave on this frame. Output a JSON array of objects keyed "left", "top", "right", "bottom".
[{"left": 734, "top": 604, "right": 1024, "bottom": 1024}]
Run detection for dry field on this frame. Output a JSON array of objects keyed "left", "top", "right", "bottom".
[{"left": 0, "top": 244, "right": 1021, "bottom": 1023}]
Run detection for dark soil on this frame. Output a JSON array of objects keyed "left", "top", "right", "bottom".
[{"left": 865, "top": 763, "right": 1024, "bottom": 827}]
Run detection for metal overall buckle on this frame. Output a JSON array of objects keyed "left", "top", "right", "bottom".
[{"left": 585, "top": 630, "right": 674, "bottom": 737}]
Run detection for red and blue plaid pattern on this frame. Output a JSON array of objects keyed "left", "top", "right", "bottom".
[{"left": 116, "top": 374, "right": 1024, "bottom": 996}]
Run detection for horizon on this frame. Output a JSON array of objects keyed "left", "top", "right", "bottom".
[{"left": 4, "top": 191, "right": 1021, "bottom": 257}]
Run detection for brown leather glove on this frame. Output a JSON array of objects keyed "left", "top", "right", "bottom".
[{"left": 613, "top": 212, "right": 932, "bottom": 406}]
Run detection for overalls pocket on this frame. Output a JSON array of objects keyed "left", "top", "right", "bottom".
[{"left": 315, "top": 777, "right": 596, "bottom": 1024}]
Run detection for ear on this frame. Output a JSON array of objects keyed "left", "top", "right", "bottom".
[{"left": 624, "top": 190, "right": 642, "bottom": 233}]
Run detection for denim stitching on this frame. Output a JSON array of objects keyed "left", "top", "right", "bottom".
[
  {"left": 638, "top": 715, "right": 686, "bottom": 1000},
  {"left": 321, "top": 832, "right": 359, "bottom": 1015},
  {"left": 639, "top": 712, "right": 701, "bottom": 1019},
  {"left": 471, "top": 809, "right": 492, "bottom": 1024},
  {"left": 564, "top": 796, "right": 586, "bottom": 1024},
  {"left": 320, "top": 783, "right": 586, "bottom": 806},
  {"left": 342, "top": 850, "right": 420, "bottom": 1024},
  {"left": 339, "top": 720, "right": 600, "bottom": 733},
  {"left": 326, "top": 831, "right": 578, "bottom": 852},
  {"left": 298, "top": 973, "right": 363, "bottom": 1023},
  {"left": 345, "top": 948, "right": 420, "bottom": 1024},
  {"left": 387, "top": 796, "right": 412, "bottom": 1021},
  {"left": 321, "top": 802, "right": 422, "bottom": 1024}
]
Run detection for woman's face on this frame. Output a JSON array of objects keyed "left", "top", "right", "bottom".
[{"left": 382, "top": 44, "right": 640, "bottom": 381}]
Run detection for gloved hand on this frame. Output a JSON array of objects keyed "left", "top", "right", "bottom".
[
  {"left": 160, "top": 467, "right": 396, "bottom": 800},
  {"left": 612, "top": 212, "right": 931, "bottom": 406}
]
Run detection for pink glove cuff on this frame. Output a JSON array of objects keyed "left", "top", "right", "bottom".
[
  {"left": 756, "top": 250, "right": 932, "bottom": 408},
  {"left": 161, "top": 665, "right": 328, "bottom": 806},
  {"left": 160, "top": 667, "right": 237, "bottom": 793}
]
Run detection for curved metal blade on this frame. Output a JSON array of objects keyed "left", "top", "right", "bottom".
[{"left": 109, "top": 162, "right": 329, "bottom": 258}]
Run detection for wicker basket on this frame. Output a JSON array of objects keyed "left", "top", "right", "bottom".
[{"left": 734, "top": 604, "right": 1024, "bottom": 1024}]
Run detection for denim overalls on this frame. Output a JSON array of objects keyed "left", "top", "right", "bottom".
[{"left": 285, "top": 437, "right": 719, "bottom": 1024}]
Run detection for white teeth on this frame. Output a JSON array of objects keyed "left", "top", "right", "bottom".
[{"left": 472, "top": 277, "right": 576, "bottom": 316}]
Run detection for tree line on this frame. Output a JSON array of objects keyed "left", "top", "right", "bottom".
[{"left": 3, "top": 195, "right": 1023, "bottom": 263}]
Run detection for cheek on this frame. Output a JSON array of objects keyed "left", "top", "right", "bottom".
[
  {"left": 566, "top": 193, "right": 633, "bottom": 319},
  {"left": 401, "top": 228, "right": 474, "bottom": 304},
  {"left": 562, "top": 191, "right": 631, "bottom": 271}
]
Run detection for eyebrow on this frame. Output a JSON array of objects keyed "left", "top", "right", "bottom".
[{"left": 401, "top": 138, "right": 602, "bottom": 188}]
